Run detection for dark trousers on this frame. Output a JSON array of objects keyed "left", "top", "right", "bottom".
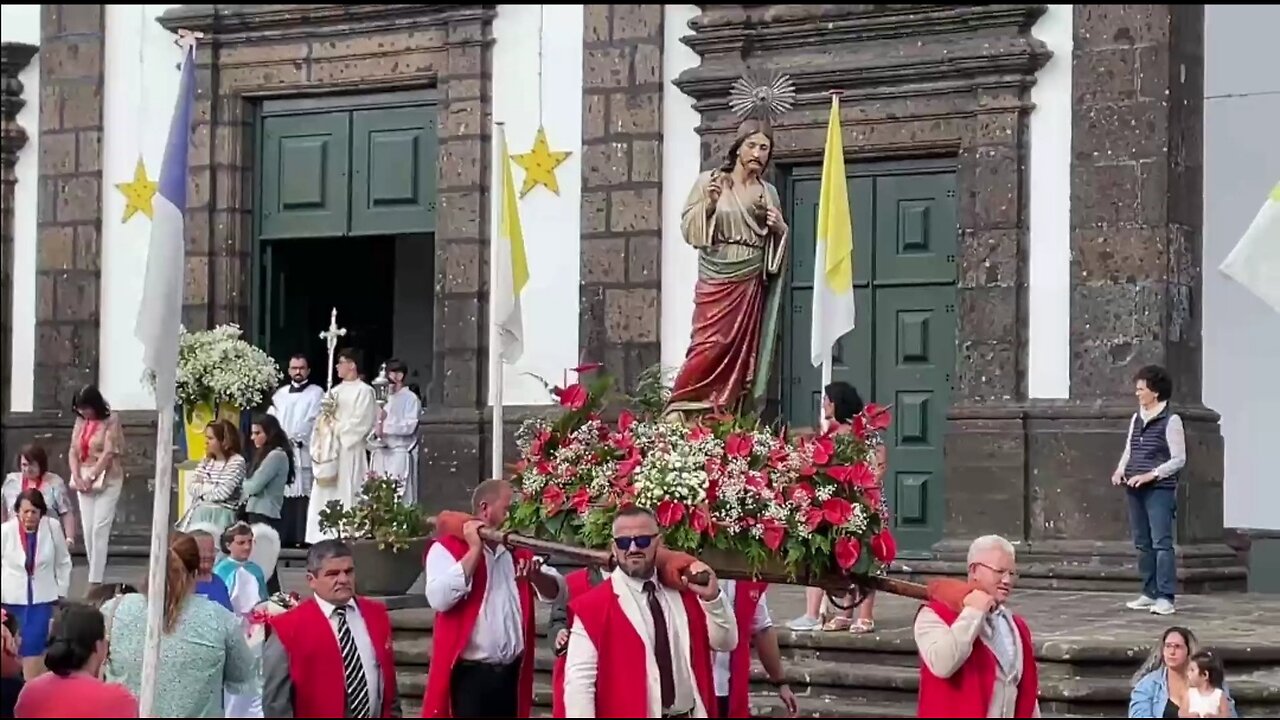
[
  {"left": 1126, "top": 486, "right": 1177, "bottom": 601},
  {"left": 280, "top": 497, "right": 309, "bottom": 548},
  {"left": 245, "top": 512, "right": 283, "bottom": 595},
  {"left": 450, "top": 656, "right": 521, "bottom": 717},
  {"left": 718, "top": 695, "right": 731, "bottom": 718}
]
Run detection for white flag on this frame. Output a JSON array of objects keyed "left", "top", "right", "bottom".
[
  {"left": 492, "top": 124, "right": 530, "bottom": 364},
  {"left": 1219, "top": 182, "right": 1280, "bottom": 314},
  {"left": 810, "top": 95, "right": 857, "bottom": 367}
]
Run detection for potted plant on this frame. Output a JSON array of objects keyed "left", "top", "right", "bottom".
[{"left": 318, "top": 472, "right": 428, "bottom": 596}]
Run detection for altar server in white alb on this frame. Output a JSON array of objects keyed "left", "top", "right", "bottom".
[
  {"left": 305, "top": 347, "right": 376, "bottom": 544},
  {"left": 268, "top": 353, "right": 325, "bottom": 547},
  {"left": 368, "top": 358, "right": 422, "bottom": 505}
]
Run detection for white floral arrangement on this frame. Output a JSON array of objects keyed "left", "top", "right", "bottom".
[{"left": 148, "top": 324, "right": 281, "bottom": 410}]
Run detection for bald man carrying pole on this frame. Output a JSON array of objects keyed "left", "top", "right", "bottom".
[{"left": 420, "top": 479, "right": 566, "bottom": 718}]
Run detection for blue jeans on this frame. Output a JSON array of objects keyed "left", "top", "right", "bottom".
[{"left": 1126, "top": 485, "right": 1177, "bottom": 601}]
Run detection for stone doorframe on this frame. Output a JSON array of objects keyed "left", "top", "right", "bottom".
[
  {"left": 673, "top": 3, "right": 1052, "bottom": 539},
  {"left": 156, "top": 4, "right": 496, "bottom": 412}
]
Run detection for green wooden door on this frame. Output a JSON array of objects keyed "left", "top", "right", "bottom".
[
  {"left": 260, "top": 113, "right": 351, "bottom": 240},
  {"left": 350, "top": 106, "right": 438, "bottom": 235},
  {"left": 782, "top": 166, "right": 957, "bottom": 556}
]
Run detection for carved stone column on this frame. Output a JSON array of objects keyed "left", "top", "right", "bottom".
[{"left": 1, "top": 41, "right": 39, "bottom": 434}]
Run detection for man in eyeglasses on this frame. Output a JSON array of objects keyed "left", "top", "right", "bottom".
[
  {"left": 563, "top": 505, "right": 738, "bottom": 718},
  {"left": 421, "top": 478, "right": 566, "bottom": 718},
  {"left": 914, "top": 534, "right": 1041, "bottom": 718}
]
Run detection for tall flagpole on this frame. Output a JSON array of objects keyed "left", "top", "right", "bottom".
[
  {"left": 489, "top": 120, "right": 505, "bottom": 480},
  {"left": 138, "top": 407, "right": 173, "bottom": 718}
]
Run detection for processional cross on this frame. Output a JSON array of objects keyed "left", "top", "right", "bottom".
[{"left": 319, "top": 307, "right": 347, "bottom": 393}]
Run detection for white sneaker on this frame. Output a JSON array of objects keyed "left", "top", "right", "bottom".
[
  {"left": 786, "top": 615, "right": 821, "bottom": 631},
  {"left": 1126, "top": 595, "right": 1156, "bottom": 610},
  {"left": 1150, "top": 599, "right": 1176, "bottom": 616}
]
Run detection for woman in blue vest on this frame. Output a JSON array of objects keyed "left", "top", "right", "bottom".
[{"left": 1111, "top": 365, "right": 1186, "bottom": 616}]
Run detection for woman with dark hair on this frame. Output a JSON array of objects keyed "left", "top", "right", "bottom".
[
  {"left": 1129, "top": 626, "right": 1238, "bottom": 718},
  {"left": 241, "top": 414, "right": 291, "bottom": 594},
  {"left": 1112, "top": 364, "right": 1186, "bottom": 616},
  {"left": 0, "top": 490, "right": 72, "bottom": 679},
  {"left": 2, "top": 445, "right": 75, "bottom": 548},
  {"left": 68, "top": 385, "right": 124, "bottom": 589},
  {"left": 12, "top": 602, "right": 138, "bottom": 717},
  {"left": 100, "top": 532, "right": 255, "bottom": 717},
  {"left": 180, "top": 418, "right": 247, "bottom": 534},
  {"left": 664, "top": 110, "right": 790, "bottom": 417}
]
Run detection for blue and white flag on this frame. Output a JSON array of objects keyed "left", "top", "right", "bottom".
[
  {"left": 1219, "top": 181, "right": 1280, "bottom": 314},
  {"left": 134, "top": 45, "right": 197, "bottom": 411}
]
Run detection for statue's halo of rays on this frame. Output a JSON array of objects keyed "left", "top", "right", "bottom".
[{"left": 728, "top": 73, "right": 798, "bottom": 124}]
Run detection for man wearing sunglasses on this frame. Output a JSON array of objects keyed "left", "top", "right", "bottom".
[
  {"left": 563, "top": 506, "right": 738, "bottom": 718},
  {"left": 422, "top": 479, "right": 566, "bottom": 718}
]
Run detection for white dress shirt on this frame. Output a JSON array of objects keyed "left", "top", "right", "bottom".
[
  {"left": 423, "top": 542, "right": 565, "bottom": 664},
  {"left": 712, "top": 580, "right": 772, "bottom": 697},
  {"left": 564, "top": 566, "right": 739, "bottom": 718},
  {"left": 313, "top": 595, "right": 382, "bottom": 713}
]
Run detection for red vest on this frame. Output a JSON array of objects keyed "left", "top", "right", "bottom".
[
  {"left": 726, "top": 581, "right": 767, "bottom": 717},
  {"left": 269, "top": 597, "right": 399, "bottom": 718},
  {"left": 570, "top": 578, "right": 717, "bottom": 718},
  {"left": 552, "top": 568, "right": 601, "bottom": 718},
  {"left": 916, "top": 600, "right": 1039, "bottom": 718},
  {"left": 420, "top": 535, "right": 537, "bottom": 718}
]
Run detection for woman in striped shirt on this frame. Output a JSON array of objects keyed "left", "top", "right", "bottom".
[{"left": 181, "top": 419, "right": 246, "bottom": 534}]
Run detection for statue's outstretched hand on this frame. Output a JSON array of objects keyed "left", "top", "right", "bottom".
[{"left": 706, "top": 174, "right": 723, "bottom": 205}]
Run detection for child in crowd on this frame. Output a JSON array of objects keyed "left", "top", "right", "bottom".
[
  {"left": 1186, "top": 650, "right": 1229, "bottom": 718},
  {"left": 214, "top": 523, "right": 268, "bottom": 719}
]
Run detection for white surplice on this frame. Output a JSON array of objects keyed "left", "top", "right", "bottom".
[
  {"left": 305, "top": 379, "right": 376, "bottom": 544},
  {"left": 268, "top": 382, "right": 325, "bottom": 498},
  {"left": 368, "top": 386, "right": 422, "bottom": 505}
]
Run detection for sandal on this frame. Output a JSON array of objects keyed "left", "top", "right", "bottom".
[
  {"left": 822, "top": 616, "right": 853, "bottom": 632},
  {"left": 849, "top": 619, "right": 875, "bottom": 635}
]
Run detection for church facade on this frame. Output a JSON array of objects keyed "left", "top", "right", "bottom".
[{"left": 1, "top": 4, "right": 1276, "bottom": 586}]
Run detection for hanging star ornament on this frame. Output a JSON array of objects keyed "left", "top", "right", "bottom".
[
  {"left": 510, "top": 125, "right": 572, "bottom": 197},
  {"left": 115, "top": 156, "right": 158, "bottom": 223}
]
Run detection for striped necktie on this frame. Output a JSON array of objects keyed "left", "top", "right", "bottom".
[
  {"left": 333, "top": 605, "right": 372, "bottom": 718},
  {"left": 987, "top": 608, "right": 1018, "bottom": 674}
]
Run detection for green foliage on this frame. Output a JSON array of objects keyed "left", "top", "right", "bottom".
[{"left": 318, "top": 472, "right": 425, "bottom": 552}]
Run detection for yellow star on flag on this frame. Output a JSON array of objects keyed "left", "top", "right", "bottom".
[
  {"left": 510, "top": 125, "right": 572, "bottom": 198},
  {"left": 115, "top": 156, "right": 158, "bottom": 223}
]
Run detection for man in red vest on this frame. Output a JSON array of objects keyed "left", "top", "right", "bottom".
[
  {"left": 421, "top": 478, "right": 565, "bottom": 718},
  {"left": 563, "top": 505, "right": 738, "bottom": 718},
  {"left": 549, "top": 562, "right": 606, "bottom": 717},
  {"left": 914, "top": 534, "right": 1040, "bottom": 718},
  {"left": 263, "top": 539, "right": 402, "bottom": 718},
  {"left": 714, "top": 580, "right": 798, "bottom": 717}
]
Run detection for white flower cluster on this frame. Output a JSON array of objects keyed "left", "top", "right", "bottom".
[
  {"left": 632, "top": 421, "right": 709, "bottom": 510},
  {"left": 157, "top": 325, "right": 281, "bottom": 409}
]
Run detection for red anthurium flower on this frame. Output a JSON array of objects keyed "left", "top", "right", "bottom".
[
  {"left": 745, "top": 471, "right": 767, "bottom": 492},
  {"left": 536, "top": 461, "right": 554, "bottom": 476},
  {"left": 618, "top": 408, "right": 635, "bottom": 433},
  {"left": 864, "top": 403, "right": 892, "bottom": 431},
  {"left": 514, "top": 458, "right": 529, "bottom": 474},
  {"left": 615, "top": 456, "right": 639, "bottom": 480},
  {"left": 849, "top": 414, "right": 869, "bottom": 440},
  {"left": 553, "top": 383, "right": 589, "bottom": 410},
  {"left": 655, "top": 499, "right": 686, "bottom": 528},
  {"left": 761, "top": 518, "right": 786, "bottom": 551},
  {"left": 861, "top": 486, "right": 882, "bottom": 509},
  {"left": 569, "top": 487, "right": 593, "bottom": 514},
  {"left": 787, "top": 481, "right": 816, "bottom": 505},
  {"left": 835, "top": 537, "right": 862, "bottom": 571},
  {"left": 691, "top": 504, "right": 715, "bottom": 536},
  {"left": 822, "top": 497, "right": 853, "bottom": 527},
  {"left": 725, "top": 433, "right": 752, "bottom": 458},
  {"left": 811, "top": 437, "right": 834, "bottom": 465},
  {"left": 687, "top": 425, "right": 712, "bottom": 443},
  {"left": 804, "top": 506, "right": 825, "bottom": 533},
  {"left": 767, "top": 445, "right": 791, "bottom": 468},
  {"left": 870, "top": 530, "right": 897, "bottom": 565},
  {"left": 572, "top": 362, "right": 604, "bottom": 374},
  {"left": 826, "top": 465, "right": 855, "bottom": 485},
  {"left": 542, "top": 485, "right": 566, "bottom": 515},
  {"left": 849, "top": 462, "right": 876, "bottom": 488}
]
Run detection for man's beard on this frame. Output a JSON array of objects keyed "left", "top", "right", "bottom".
[{"left": 620, "top": 555, "right": 655, "bottom": 579}]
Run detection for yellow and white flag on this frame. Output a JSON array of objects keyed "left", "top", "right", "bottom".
[
  {"left": 1219, "top": 181, "right": 1280, "bottom": 314},
  {"left": 493, "top": 124, "right": 530, "bottom": 363},
  {"left": 810, "top": 95, "right": 857, "bottom": 367}
]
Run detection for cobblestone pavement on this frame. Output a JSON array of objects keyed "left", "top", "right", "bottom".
[{"left": 81, "top": 560, "right": 1280, "bottom": 658}]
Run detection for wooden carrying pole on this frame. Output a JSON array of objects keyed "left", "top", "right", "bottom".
[{"left": 423, "top": 515, "right": 928, "bottom": 601}]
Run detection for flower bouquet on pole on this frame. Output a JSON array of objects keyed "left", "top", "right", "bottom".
[{"left": 506, "top": 365, "right": 898, "bottom": 589}]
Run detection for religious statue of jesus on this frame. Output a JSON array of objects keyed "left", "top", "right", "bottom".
[{"left": 665, "top": 75, "right": 796, "bottom": 419}]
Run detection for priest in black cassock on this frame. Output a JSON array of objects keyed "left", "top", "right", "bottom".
[{"left": 268, "top": 353, "right": 326, "bottom": 547}]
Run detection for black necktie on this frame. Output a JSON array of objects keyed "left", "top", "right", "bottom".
[
  {"left": 642, "top": 580, "right": 676, "bottom": 710},
  {"left": 333, "top": 606, "right": 372, "bottom": 718}
]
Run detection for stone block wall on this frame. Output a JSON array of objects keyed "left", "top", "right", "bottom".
[
  {"left": 579, "top": 4, "right": 663, "bottom": 392},
  {"left": 34, "top": 4, "right": 105, "bottom": 411}
]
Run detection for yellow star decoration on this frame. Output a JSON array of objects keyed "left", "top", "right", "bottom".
[
  {"left": 510, "top": 125, "right": 572, "bottom": 198},
  {"left": 115, "top": 156, "right": 158, "bottom": 223}
]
